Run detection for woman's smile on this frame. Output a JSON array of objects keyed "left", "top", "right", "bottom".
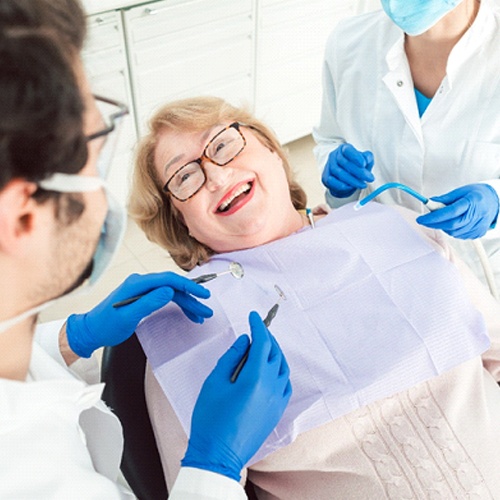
[{"left": 215, "top": 180, "right": 255, "bottom": 215}]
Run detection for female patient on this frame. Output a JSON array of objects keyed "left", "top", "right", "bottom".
[{"left": 130, "top": 97, "right": 500, "bottom": 499}]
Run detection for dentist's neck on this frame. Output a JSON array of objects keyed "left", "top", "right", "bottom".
[{"left": 0, "top": 318, "right": 36, "bottom": 381}]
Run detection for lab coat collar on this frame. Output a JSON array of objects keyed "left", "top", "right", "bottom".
[
  {"left": 384, "top": 0, "right": 497, "bottom": 85},
  {"left": 384, "top": 30, "right": 406, "bottom": 72},
  {"left": 0, "top": 374, "right": 104, "bottom": 425},
  {"left": 447, "top": 0, "right": 497, "bottom": 84},
  {"left": 0, "top": 342, "right": 103, "bottom": 422},
  {"left": 383, "top": 35, "right": 423, "bottom": 146}
]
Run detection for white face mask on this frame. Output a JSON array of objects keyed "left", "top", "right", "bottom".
[{"left": 0, "top": 173, "right": 126, "bottom": 334}]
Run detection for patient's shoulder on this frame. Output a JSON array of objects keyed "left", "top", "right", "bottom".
[{"left": 389, "top": 205, "right": 452, "bottom": 258}]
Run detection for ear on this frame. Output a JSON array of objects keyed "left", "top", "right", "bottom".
[{"left": 0, "top": 180, "right": 40, "bottom": 255}]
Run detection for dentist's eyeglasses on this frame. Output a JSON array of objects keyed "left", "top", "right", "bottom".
[
  {"left": 163, "top": 122, "right": 246, "bottom": 202},
  {"left": 89, "top": 95, "right": 129, "bottom": 140},
  {"left": 91, "top": 95, "right": 129, "bottom": 179},
  {"left": 38, "top": 95, "right": 129, "bottom": 193}
]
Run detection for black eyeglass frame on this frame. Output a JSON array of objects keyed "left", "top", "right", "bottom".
[
  {"left": 87, "top": 94, "right": 129, "bottom": 142},
  {"left": 162, "top": 122, "right": 247, "bottom": 202}
]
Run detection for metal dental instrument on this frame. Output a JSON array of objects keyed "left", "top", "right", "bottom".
[
  {"left": 112, "top": 261, "right": 244, "bottom": 308},
  {"left": 191, "top": 261, "right": 244, "bottom": 284},
  {"left": 230, "top": 285, "right": 286, "bottom": 383},
  {"left": 354, "top": 182, "right": 444, "bottom": 211}
]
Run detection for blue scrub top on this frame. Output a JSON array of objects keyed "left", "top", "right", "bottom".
[{"left": 414, "top": 87, "right": 432, "bottom": 117}]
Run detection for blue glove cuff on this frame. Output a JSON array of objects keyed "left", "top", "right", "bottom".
[
  {"left": 484, "top": 183, "right": 499, "bottom": 230},
  {"left": 66, "top": 313, "right": 94, "bottom": 359},
  {"left": 181, "top": 441, "right": 244, "bottom": 482}
]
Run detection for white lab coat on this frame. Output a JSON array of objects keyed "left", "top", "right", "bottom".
[
  {"left": 313, "top": 0, "right": 500, "bottom": 291},
  {"left": 0, "top": 320, "right": 245, "bottom": 499}
]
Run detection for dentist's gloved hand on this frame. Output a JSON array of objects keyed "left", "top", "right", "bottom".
[
  {"left": 417, "top": 183, "right": 499, "bottom": 239},
  {"left": 66, "top": 272, "right": 213, "bottom": 358},
  {"left": 182, "top": 311, "right": 292, "bottom": 481},
  {"left": 322, "top": 143, "right": 375, "bottom": 198}
]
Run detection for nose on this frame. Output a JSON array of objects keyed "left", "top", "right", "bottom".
[{"left": 202, "top": 159, "right": 232, "bottom": 192}]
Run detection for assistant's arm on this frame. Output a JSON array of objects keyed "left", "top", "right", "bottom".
[
  {"left": 312, "top": 30, "right": 370, "bottom": 209},
  {"left": 312, "top": 32, "right": 343, "bottom": 175}
]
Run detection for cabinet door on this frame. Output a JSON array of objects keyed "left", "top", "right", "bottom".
[
  {"left": 83, "top": 11, "right": 137, "bottom": 205},
  {"left": 123, "top": 0, "right": 255, "bottom": 134},
  {"left": 255, "top": 0, "right": 355, "bottom": 144}
]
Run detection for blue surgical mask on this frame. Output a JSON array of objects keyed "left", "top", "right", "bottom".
[
  {"left": 0, "top": 173, "right": 126, "bottom": 334},
  {"left": 380, "top": 0, "right": 464, "bottom": 35}
]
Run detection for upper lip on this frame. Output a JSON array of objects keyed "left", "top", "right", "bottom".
[{"left": 215, "top": 180, "right": 253, "bottom": 212}]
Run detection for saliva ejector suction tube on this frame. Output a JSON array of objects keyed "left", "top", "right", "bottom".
[{"left": 353, "top": 182, "right": 498, "bottom": 299}]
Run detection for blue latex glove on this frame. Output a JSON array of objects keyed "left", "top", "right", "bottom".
[
  {"left": 322, "top": 143, "right": 375, "bottom": 198},
  {"left": 66, "top": 272, "right": 213, "bottom": 358},
  {"left": 417, "top": 183, "right": 499, "bottom": 239},
  {"left": 182, "top": 311, "right": 292, "bottom": 481}
]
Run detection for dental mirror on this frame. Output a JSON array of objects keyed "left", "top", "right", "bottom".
[
  {"left": 192, "top": 261, "right": 244, "bottom": 284},
  {"left": 113, "top": 261, "right": 244, "bottom": 308}
]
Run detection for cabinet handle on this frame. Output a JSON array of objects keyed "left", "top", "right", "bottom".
[{"left": 144, "top": 5, "right": 171, "bottom": 15}]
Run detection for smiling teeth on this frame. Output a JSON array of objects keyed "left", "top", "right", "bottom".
[{"left": 218, "top": 183, "right": 251, "bottom": 212}]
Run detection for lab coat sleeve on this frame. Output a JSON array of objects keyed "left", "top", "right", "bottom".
[
  {"left": 396, "top": 206, "right": 500, "bottom": 382},
  {"left": 0, "top": 414, "right": 131, "bottom": 500},
  {"left": 34, "top": 319, "right": 100, "bottom": 384},
  {"left": 312, "top": 27, "right": 362, "bottom": 208},
  {"left": 169, "top": 468, "right": 247, "bottom": 500}
]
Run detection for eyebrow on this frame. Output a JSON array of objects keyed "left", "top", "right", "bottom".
[
  {"left": 164, "top": 154, "right": 184, "bottom": 173},
  {"left": 163, "top": 126, "right": 221, "bottom": 175}
]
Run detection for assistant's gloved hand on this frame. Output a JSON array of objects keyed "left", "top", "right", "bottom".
[
  {"left": 182, "top": 311, "right": 292, "bottom": 481},
  {"left": 66, "top": 272, "right": 213, "bottom": 358},
  {"left": 322, "top": 143, "right": 375, "bottom": 198},
  {"left": 417, "top": 183, "right": 499, "bottom": 239}
]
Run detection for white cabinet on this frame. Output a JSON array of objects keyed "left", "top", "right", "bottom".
[
  {"left": 123, "top": 0, "right": 255, "bottom": 135},
  {"left": 82, "top": 11, "right": 137, "bottom": 205},
  {"left": 82, "top": 0, "right": 369, "bottom": 202},
  {"left": 255, "top": 0, "right": 355, "bottom": 143}
]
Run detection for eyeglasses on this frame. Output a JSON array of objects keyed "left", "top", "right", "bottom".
[
  {"left": 88, "top": 95, "right": 129, "bottom": 142},
  {"left": 163, "top": 122, "right": 246, "bottom": 202},
  {"left": 38, "top": 95, "right": 129, "bottom": 193},
  {"left": 90, "top": 95, "right": 129, "bottom": 179}
]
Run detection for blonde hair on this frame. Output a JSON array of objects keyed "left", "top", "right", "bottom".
[{"left": 129, "top": 96, "right": 307, "bottom": 271}]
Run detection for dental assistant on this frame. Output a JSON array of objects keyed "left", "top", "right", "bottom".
[
  {"left": 314, "top": 0, "right": 500, "bottom": 290},
  {"left": 0, "top": 1, "right": 291, "bottom": 498}
]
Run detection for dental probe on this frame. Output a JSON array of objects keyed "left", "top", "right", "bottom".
[
  {"left": 112, "top": 261, "right": 244, "bottom": 308},
  {"left": 230, "top": 285, "right": 286, "bottom": 383}
]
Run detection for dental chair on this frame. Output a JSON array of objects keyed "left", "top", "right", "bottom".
[
  {"left": 101, "top": 334, "right": 258, "bottom": 500},
  {"left": 101, "top": 334, "right": 168, "bottom": 500}
]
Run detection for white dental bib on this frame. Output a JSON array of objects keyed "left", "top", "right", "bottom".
[{"left": 137, "top": 202, "right": 489, "bottom": 465}]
